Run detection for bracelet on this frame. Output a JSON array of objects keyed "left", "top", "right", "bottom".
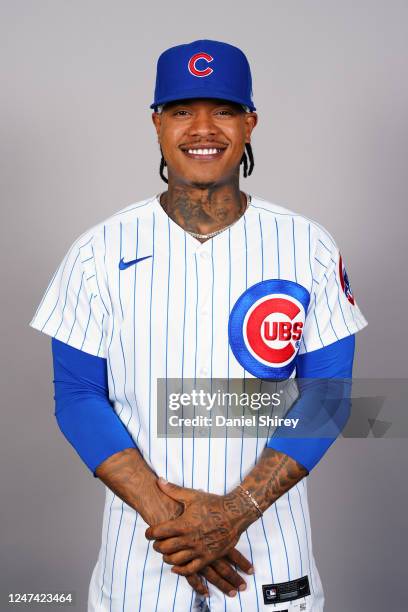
[{"left": 237, "top": 484, "right": 263, "bottom": 517}]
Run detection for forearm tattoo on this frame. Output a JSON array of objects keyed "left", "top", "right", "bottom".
[
  {"left": 95, "top": 448, "right": 182, "bottom": 524},
  {"left": 236, "top": 448, "right": 308, "bottom": 516}
]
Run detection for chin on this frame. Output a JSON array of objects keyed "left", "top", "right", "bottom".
[
  {"left": 186, "top": 170, "right": 226, "bottom": 189},
  {"left": 190, "top": 179, "right": 218, "bottom": 189}
]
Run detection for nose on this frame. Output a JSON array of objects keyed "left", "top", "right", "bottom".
[{"left": 187, "top": 110, "right": 217, "bottom": 138}]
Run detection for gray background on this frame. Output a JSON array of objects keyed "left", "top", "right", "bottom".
[{"left": 1, "top": 0, "right": 407, "bottom": 610}]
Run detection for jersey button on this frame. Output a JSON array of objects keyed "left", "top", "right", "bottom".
[
  {"left": 200, "top": 251, "right": 210, "bottom": 260},
  {"left": 199, "top": 367, "right": 208, "bottom": 376}
]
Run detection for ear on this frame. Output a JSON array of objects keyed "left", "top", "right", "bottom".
[
  {"left": 244, "top": 112, "right": 258, "bottom": 143},
  {"left": 152, "top": 112, "right": 162, "bottom": 139}
]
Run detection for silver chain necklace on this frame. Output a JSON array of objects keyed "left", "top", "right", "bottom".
[{"left": 159, "top": 192, "right": 251, "bottom": 240}]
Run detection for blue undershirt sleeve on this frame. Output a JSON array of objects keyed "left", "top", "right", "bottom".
[
  {"left": 266, "top": 335, "right": 355, "bottom": 472},
  {"left": 51, "top": 338, "right": 137, "bottom": 476}
]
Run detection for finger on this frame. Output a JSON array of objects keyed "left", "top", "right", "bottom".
[
  {"left": 157, "top": 478, "right": 195, "bottom": 504},
  {"left": 226, "top": 548, "right": 254, "bottom": 574},
  {"left": 153, "top": 536, "right": 192, "bottom": 554},
  {"left": 200, "top": 565, "right": 237, "bottom": 598},
  {"left": 171, "top": 557, "right": 205, "bottom": 576},
  {"left": 211, "top": 558, "right": 247, "bottom": 591},
  {"left": 163, "top": 549, "right": 196, "bottom": 565},
  {"left": 145, "top": 519, "right": 186, "bottom": 540},
  {"left": 185, "top": 574, "right": 209, "bottom": 597}
]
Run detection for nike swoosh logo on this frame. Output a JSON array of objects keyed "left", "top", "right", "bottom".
[{"left": 119, "top": 255, "right": 152, "bottom": 270}]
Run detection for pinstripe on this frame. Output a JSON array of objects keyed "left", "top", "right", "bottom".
[
  {"left": 192, "top": 253, "right": 198, "bottom": 489},
  {"left": 165, "top": 217, "right": 171, "bottom": 480},
  {"left": 313, "top": 294, "right": 324, "bottom": 348},
  {"left": 181, "top": 233, "right": 187, "bottom": 487},
  {"left": 66, "top": 272, "right": 84, "bottom": 343},
  {"left": 52, "top": 250, "right": 81, "bottom": 336},
  {"left": 275, "top": 502, "right": 290, "bottom": 580},
  {"left": 323, "top": 272, "right": 340, "bottom": 341},
  {"left": 122, "top": 512, "right": 138, "bottom": 612},
  {"left": 118, "top": 331, "right": 132, "bottom": 419},
  {"left": 292, "top": 217, "right": 298, "bottom": 283},
  {"left": 109, "top": 503, "right": 124, "bottom": 611},
  {"left": 100, "top": 493, "right": 116, "bottom": 605},
  {"left": 307, "top": 224, "right": 313, "bottom": 286},
  {"left": 244, "top": 216, "right": 248, "bottom": 289},
  {"left": 129, "top": 219, "right": 141, "bottom": 432},
  {"left": 119, "top": 223, "right": 124, "bottom": 318},
  {"left": 171, "top": 575, "right": 180, "bottom": 612},
  {"left": 97, "top": 313, "right": 105, "bottom": 357},
  {"left": 116, "top": 223, "right": 132, "bottom": 419},
  {"left": 224, "top": 230, "right": 232, "bottom": 495},
  {"left": 138, "top": 540, "right": 152, "bottom": 612},
  {"left": 106, "top": 310, "right": 118, "bottom": 419},
  {"left": 275, "top": 218, "right": 280, "bottom": 278},
  {"left": 288, "top": 491, "right": 303, "bottom": 576},
  {"left": 148, "top": 213, "right": 156, "bottom": 460},
  {"left": 260, "top": 517, "right": 274, "bottom": 582},
  {"left": 318, "top": 238, "right": 331, "bottom": 253},
  {"left": 296, "top": 483, "right": 314, "bottom": 594},
  {"left": 91, "top": 244, "right": 110, "bottom": 315},
  {"left": 348, "top": 300, "right": 357, "bottom": 325},
  {"left": 239, "top": 220, "right": 248, "bottom": 482},
  {"left": 189, "top": 588, "right": 194, "bottom": 612},
  {"left": 104, "top": 225, "right": 107, "bottom": 267},
  {"left": 207, "top": 240, "right": 215, "bottom": 493},
  {"left": 258, "top": 214, "right": 264, "bottom": 281},
  {"left": 80, "top": 294, "right": 94, "bottom": 350},
  {"left": 314, "top": 256, "right": 328, "bottom": 269},
  {"left": 210, "top": 239, "right": 215, "bottom": 381},
  {"left": 154, "top": 560, "right": 165, "bottom": 612},
  {"left": 244, "top": 531, "right": 259, "bottom": 611},
  {"left": 241, "top": 217, "right": 262, "bottom": 612}
]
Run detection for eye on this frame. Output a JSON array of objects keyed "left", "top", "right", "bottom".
[
  {"left": 215, "top": 108, "right": 235, "bottom": 116},
  {"left": 173, "top": 109, "right": 191, "bottom": 116}
]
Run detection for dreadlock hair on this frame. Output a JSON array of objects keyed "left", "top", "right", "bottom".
[
  {"left": 159, "top": 155, "right": 168, "bottom": 184},
  {"left": 240, "top": 142, "right": 254, "bottom": 178},
  {"left": 159, "top": 142, "right": 254, "bottom": 183}
]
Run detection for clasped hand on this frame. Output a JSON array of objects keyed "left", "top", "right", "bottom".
[{"left": 145, "top": 478, "right": 256, "bottom": 577}]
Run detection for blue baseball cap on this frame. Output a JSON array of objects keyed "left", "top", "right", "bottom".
[{"left": 151, "top": 39, "right": 256, "bottom": 112}]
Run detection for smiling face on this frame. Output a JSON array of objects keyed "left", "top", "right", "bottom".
[{"left": 152, "top": 98, "right": 257, "bottom": 188}]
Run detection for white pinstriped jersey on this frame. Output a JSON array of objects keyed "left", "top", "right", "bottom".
[{"left": 30, "top": 194, "right": 367, "bottom": 612}]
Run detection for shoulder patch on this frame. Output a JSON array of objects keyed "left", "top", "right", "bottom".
[
  {"left": 228, "top": 280, "right": 310, "bottom": 379},
  {"left": 338, "top": 254, "right": 355, "bottom": 305}
]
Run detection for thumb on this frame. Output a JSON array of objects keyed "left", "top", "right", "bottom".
[{"left": 157, "top": 477, "right": 194, "bottom": 504}]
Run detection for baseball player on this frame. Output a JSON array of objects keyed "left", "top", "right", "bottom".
[{"left": 30, "top": 40, "right": 367, "bottom": 611}]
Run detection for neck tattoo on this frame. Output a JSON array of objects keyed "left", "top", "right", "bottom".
[
  {"left": 183, "top": 193, "right": 250, "bottom": 239},
  {"left": 158, "top": 186, "right": 250, "bottom": 241}
]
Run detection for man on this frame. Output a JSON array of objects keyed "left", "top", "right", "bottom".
[{"left": 30, "top": 40, "right": 367, "bottom": 611}]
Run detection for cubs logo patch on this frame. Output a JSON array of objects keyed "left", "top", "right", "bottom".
[
  {"left": 188, "top": 52, "right": 214, "bottom": 77},
  {"left": 338, "top": 254, "right": 355, "bottom": 305},
  {"left": 228, "top": 280, "right": 310, "bottom": 379}
]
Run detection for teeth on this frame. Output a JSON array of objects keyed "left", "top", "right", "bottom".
[{"left": 187, "top": 148, "right": 221, "bottom": 155}]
